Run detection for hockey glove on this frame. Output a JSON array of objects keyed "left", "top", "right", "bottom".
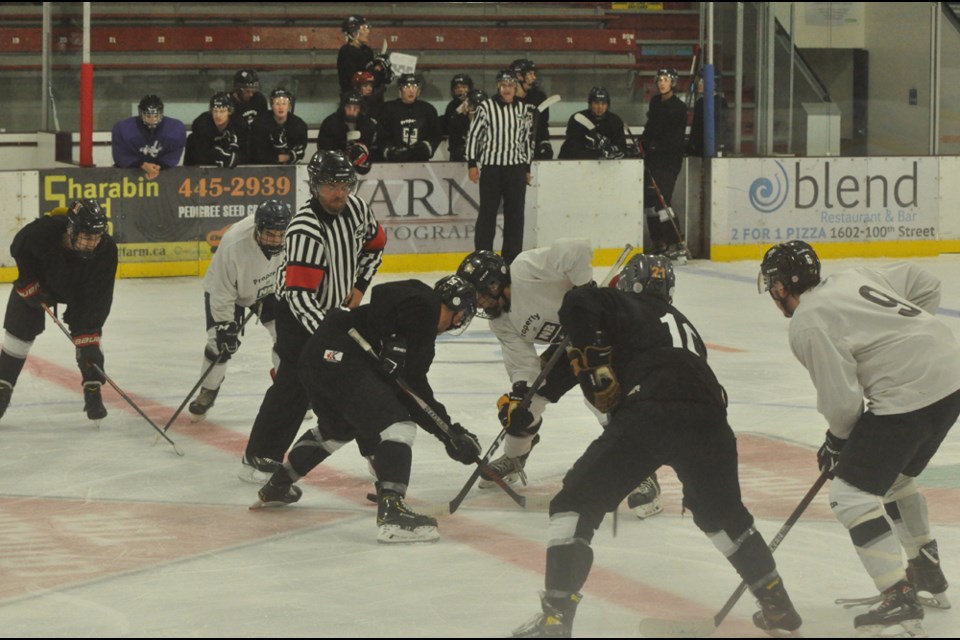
[
  {"left": 584, "top": 130, "right": 605, "bottom": 151},
  {"left": 567, "top": 332, "right": 621, "bottom": 413},
  {"left": 215, "top": 321, "right": 241, "bottom": 362},
  {"left": 535, "top": 141, "right": 554, "bottom": 160},
  {"left": 73, "top": 333, "right": 105, "bottom": 382},
  {"left": 817, "top": 430, "right": 847, "bottom": 478},
  {"left": 444, "top": 422, "right": 481, "bottom": 465},
  {"left": 497, "top": 382, "right": 536, "bottom": 436},
  {"left": 383, "top": 145, "right": 412, "bottom": 163},
  {"left": 601, "top": 143, "right": 625, "bottom": 160},
  {"left": 15, "top": 281, "right": 53, "bottom": 310},
  {"left": 378, "top": 335, "right": 407, "bottom": 379}
]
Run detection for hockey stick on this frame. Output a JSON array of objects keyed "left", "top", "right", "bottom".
[
  {"left": 158, "top": 307, "right": 258, "bottom": 435},
  {"left": 41, "top": 303, "right": 185, "bottom": 456},
  {"left": 572, "top": 113, "right": 626, "bottom": 160},
  {"left": 528, "top": 94, "right": 561, "bottom": 159},
  {"left": 346, "top": 327, "right": 526, "bottom": 509},
  {"left": 448, "top": 243, "right": 635, "bottom": 514},
  {"left": 636, "top": 140, "right": 693, "bottom": 261},
  {"left": 637, "top": 469, "right": 829, "bottom": 638}
]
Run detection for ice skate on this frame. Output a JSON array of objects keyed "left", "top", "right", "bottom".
[
  {"left": 479, "top": 435, "right": 538, "bottom": 489},
  {"left": 752, "top": 574, "right": 802, "bottom": 636},
  {"left": 907, "top": 540, "right": 950, "bottom": 609},
  {"left": 0, "top": 380, "right": 13, "bottom": 420},
  {"left": 853, "top": 580, "right": 925, "bottom": 638},
  {"left": 512, "top": 592, "right": 582, "bottom": 638},
  {"left": 238, "top": 454, "right": 282, "bottom": 484},
  {"left": 627, "top": 473, "right": 663, "bottom": 519},
  {"left": 188, "top": 386, "right": 219, "bottom": 422},
  {"left": 665, "top": 242, "right": 689, "bottom": 265},
  {"left": 250, "top": 467, "right": 302, "bottom": 509},
  {"left": 83, "top": 382, "right": 107, "bottom": 424},
  {"left": 376, "top": 492, "right": 439, "bottom": 544}
]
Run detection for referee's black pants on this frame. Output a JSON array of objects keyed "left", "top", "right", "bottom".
[{"left": 475, "top": 164, "right": 527, "bottom": 265}]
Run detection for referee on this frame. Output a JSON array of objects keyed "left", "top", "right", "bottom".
[
  {"left": 466, "top": 69, "right": 533, "bottom": 265},
  {"left": 240, "top": 150, "right": 386, "bottom": 483}
]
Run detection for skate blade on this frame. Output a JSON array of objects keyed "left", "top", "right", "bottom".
[
  {"left": 633, "top": 498, "right": 664, "bottom": 520},
  {"left": 189, "top": 413, "right": 206, "bottom": 423},
  {"left": 376, "top": 525, "right": 439, "bottom": 544},
  {"left": 856, "top": 620, "right": 926, "bottom": 638},
  {"left": 838, "top": 593, "right": 950, "bottom": 610},
  {"left": 478, "top": 474, "right": 522, "bottom": 490},
  {"left": 249, "top": 498, "right": 294, "bottom": 510}
]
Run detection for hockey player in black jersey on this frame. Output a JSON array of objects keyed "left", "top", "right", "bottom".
[
  {"left": 442, "top": 73, "right": 473, "bottom": 161},
  {"left": 558, "top": 86, "right": 628, "bottom": 160},
  {"left": 250, "top": 88, "right": 308, "bottom": 165},
  {"left": 184, "top": 92, "right": 249, "bottom": 168},
  {"left": 229, "top": 69, "right": 269, "bottom": 128},
  {"left": 379, "top": 74, "right": 441, "bottom": 163},
  {"left": 512, "top": 254, "right": 801, "bottom": 637},
  {"left": 316, "top": 91, "right": 376, "bottom": 174},
  {"left": 0, "top": 200, "right": 118, "bottom": 423},
  {"left": 253, "top": 275, "right": 482, "bottom": 544},
  {"left": 337, "top": 16, "right": 392, "bottom": 94},
  {"left": 511, "top": 59, "right": 553, "bottom": 160}
]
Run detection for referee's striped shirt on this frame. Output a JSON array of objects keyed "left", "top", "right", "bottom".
[
  {"left": 276, "top": 194, "right": 386, "bottom": 334},
  {"left": 465, "top": 95, "right": 533, "bottom": 168}
]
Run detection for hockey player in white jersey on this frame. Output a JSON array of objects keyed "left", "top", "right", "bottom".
[
  {"left": 188, "top": 200, "right": 292, "bottom": 419},
  {"left": 760, "top": 240, "right": 960, "bottom": 637},
  {"left": 457, "top": 239, "right": 662, "bottom": 518}
]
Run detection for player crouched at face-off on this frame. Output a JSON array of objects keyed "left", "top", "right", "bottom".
[
  {"left": 512, "top": 254, "right": 801, "bottom": 638},
  {"left": 0, "top": 199, "right": 117, "bottom": 425},
  {"left": 252, "top": 276, "right": 482, "bottom": 544},
  {"left": 187, "top": 199, "right": 293, "bottom": 420}
]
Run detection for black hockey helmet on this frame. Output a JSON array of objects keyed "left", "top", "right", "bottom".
[
  {"left": 397, "top": 73, "right": 421, "bottom": 88},
  {"left": 234, "top": 69, "right": 260, "bottom": 90},
  {"left": 456, "top": 250, "right": 510, "bottom": 319},
  {"left": 614, "top": 254, "right": 675, "bottom": 303},
  {"left": 510, "top": 58, "right": 537, "bottom": 78},
  {"left": 655, "top": 68, "right": 680, "bottom": 88},
  {"left": 138, "top": 94, "right": 164, "bottom": 129},
  {"left": 340, "top": 90, "right": 364, "bottom": 112},
  {"left": 66, "top": 199, "right": 108, "bottom": 259},
  {"left": 588, "top": 86, "right": 611, "bottom": 106},
  {"left": 307, "top": 150, "right": 358, "bottom": 194},
  {"left": 254, "top": 199, "right": 292, "bottom": 258},
  {"left": 496, "top": 69, "right": 517, "bottom": 86},
  {"left": 450, "top": 73, "right": 474, "bottom": 98},
  {"left": 209, "top": 92, "right": 234, "bottom": 112},
  {"left": 758, "top": 241, "right": 821, "bottom": 295},
  {"left": 269, "top": 87, "right": 295, "bottom": 112},
  {"left": 434, "top": 274, "right": 478, "bottom": 331},
  {"left": 342, "top": 15, "right": 368, "bottom": 38},
  {"left": 467, "top": 88, "right": 488, "bottom": 108}
]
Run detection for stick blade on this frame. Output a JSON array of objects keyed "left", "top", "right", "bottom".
[
  {"left": 638, "top": 617, "right": 716, "bottom": 638},
  {"left": 538, "top": 94, "right": 562, "bottom": 112}
]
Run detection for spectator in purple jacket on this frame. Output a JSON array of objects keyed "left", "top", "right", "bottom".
[{"left": 111, "top": 94, "right": 186, "bottom": 180}]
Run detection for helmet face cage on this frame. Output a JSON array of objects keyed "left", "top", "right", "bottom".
[
  {"left": 138, "top": 94, "right": 164, "bottom": 128},
  {"left": 234, "top": 69, "right": 260, "bottom": 90},
  {"left": 588, "top": 86, "right": 610, "bottom": 107},
  {"left": 758, "top": 241, "right": 821, "bottom": 295},
  {"left": 615, "top": 254, "right": 675, "bottom": 303},
  {"left": 656, "top": 68, "right": 680, "bottom": 88},
  {"left": 307, "top": 151, "right": 358, "bottom": 195},
  {"left": 450, "top": 73, "right": 474, "bottom": 98},
  {"left": 456, "top": 250, "right": 509, "bottom": 319},
  {"left": 254, "top": 199, "right": 292, "bottom": 258},
  {"left": 67, "top": 199, "right": 107, "bottom": 258},
  {"left": 434, "top": 275, "right": 478, "bottom": 333},
  {"left": 270, "top": 88, "right": 294, "bottom": 111}
]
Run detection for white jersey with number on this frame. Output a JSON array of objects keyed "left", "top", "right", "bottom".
[
  {"left": 202, "top": 215, "right": 282, "bottom": 324},
  {"left": 788, "top": 262, "right": 960, "bottom": 439},
  {"left": 490, "top": 238, "right": 595, "bottom": 385}
]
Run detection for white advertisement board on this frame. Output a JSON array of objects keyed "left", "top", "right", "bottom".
[{"left": 712, "top": 157, "right": 940, "bottom": 259}]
